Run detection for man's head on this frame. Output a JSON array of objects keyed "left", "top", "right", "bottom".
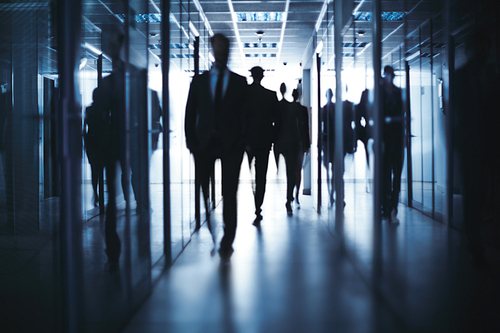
[
  {"left": 280, "top": 83, "right": 287, "bottom": 96},
  {"left": 326, "top": 88, "right": 333, "bottom": 102},
  {"left": 211, "top": 33, "right": 230, "bottom": 67},
  {"left": 383, "top": 65, "right": 395, "bottom": 83},
  {"left": 250, "top": 66, "right": 264, "bottom": 83},
  {"left": 292, "top": 89, "right": 299, "bottom": 102}
]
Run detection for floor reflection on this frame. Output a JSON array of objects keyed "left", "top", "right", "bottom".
[{"left": 124, "top": 180, "right": 500, "bottom": 332}]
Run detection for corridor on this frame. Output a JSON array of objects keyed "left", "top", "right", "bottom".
[{"left": 122, "top": 182, "right": 500, "bottom": 333}]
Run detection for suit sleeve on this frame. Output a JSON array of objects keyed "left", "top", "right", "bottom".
[{"left": 185, "top": 77, "right": 198, "bottom": 153}]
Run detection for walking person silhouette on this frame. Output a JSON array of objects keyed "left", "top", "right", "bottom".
[{"left": 185, "top": 33, "right": 248, "bottom": 261}]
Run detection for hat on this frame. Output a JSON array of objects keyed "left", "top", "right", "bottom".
[{"left": 250, "top": 66, "right": 264, "bottom": 78}]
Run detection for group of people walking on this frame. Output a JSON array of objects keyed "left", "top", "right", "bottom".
[
  {"left": 185, "top": 33, "right": 310, "bottom": 261},
  {"left": 85, "top": 30, "right": 403, "bottom": 266},
  {"left": 320, "top": 65, "right": 404, "bottom": 224}
]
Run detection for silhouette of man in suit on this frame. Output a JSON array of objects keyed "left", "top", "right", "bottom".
[
  {"left": 321, "top": 89, "right": 336, "bottom": 206},
  {"left": 245, "top": 66, "right": 279, "bottom": 226},
  {"left": 355, "top": 89, "right": 370, "bottom": 168},
  {"left": 98, "top": 25, "right": 126, "bottom": 267},
  {"left": 84, "top": 87, "right": 106, "bottom": 207},
  {"left": 185, "top": 33, "right": 248, "bottom": 261},
  {"left": 381, "top": 65, "right": 404, "bottom": 223},
  {"left": 291, "top": 89, "right": 310, "bottom": 209},
  {"left": 275, "top": 88, "right": 310, "bottom": 216}
]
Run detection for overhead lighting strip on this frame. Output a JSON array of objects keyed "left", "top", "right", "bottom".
[
  {"left": 192, "top": 0, "right": 214, "bottom": 36},
  {"left": 314, "top": 0, "right": 330, "bottom": 33},
  {"left": 227, "top": 0, "right": 247, "bottom": 69},
  {"left": 237, "top": 12, "right": 283, "bottom": 22},
  {"left": 276, "top": 0, "right": 290, "bottom": 67},
  {"left": 353, "top": 0, "right": 366, "bottom": 15}
]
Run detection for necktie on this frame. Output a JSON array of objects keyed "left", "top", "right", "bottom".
[{"left": 214, "top": 68, "right": 224, "bottom": 108}]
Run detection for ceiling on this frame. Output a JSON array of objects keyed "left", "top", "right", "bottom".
[{"left": 82, "top": 0, "right": 445, "bottom": 77}]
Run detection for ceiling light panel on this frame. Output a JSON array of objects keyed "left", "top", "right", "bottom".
[
  {"left": 237, "top": 12, "right": 283, "bottom": 22},
  {"left": 354, "top": 12, "right": 406, "bottom": 21},
  {"left": 244, "top": 43, "right": 279, "bottom": 48}
]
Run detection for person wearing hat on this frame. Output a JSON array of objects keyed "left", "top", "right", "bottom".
[
  {"left": 381, "top": 65, "right": 404, "bottom": 223},
  {"left": 245, "top": 66, "right": 279, "bottom": 226}
]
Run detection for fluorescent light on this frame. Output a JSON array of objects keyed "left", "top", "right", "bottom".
[
  {"left": 315, "top": 40, "right": 324, "bottom": 54},
  {"left": 228, "top": 0, "right": 247, "bottom": 68},
  {"left": 192, "top": 0, "right": 213, "bottom": 36},
  {"left": 315, "top": 1, "right": 328, "bottom": 32},
  {"left": 353, "top": 0, "right": 366, "bottom": 15},
  {"left": 275, "top": 0, "right": 290, "bottom": 67},
  {"left": 236, "top": 12, "right": 283, "bottom": 22},
  {"left": 189, "top": 21, "right": 199, "bottom": 37},
  {"left": 406, "top": 50, "right": 420, "bottom": 61},
  {"left": 83, "top": 42, "right": 101, "bottom": 55},
  {"left": 79, "top": 58, "right": 88, "bottom": 70}
]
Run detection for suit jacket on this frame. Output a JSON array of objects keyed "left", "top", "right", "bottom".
[
  {"left": 245, "top": 83, "right": 279, "bottom": 152},
  {"left": 275, "top": 101, "right": 310, "bottom": 153},
  {"left": 381, "top": 80, "right": 403, "bottom": 146},
  {"left": 185, "top": 70, "right": 248, "bottom": 154}
]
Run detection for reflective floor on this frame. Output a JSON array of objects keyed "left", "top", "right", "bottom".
[{"left": 123, "top": 182, "right": 500, "bottom": 333}]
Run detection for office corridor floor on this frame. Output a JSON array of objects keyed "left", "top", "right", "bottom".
[{"left": 123, "top": 183, "right": 500, "bottom": 333}]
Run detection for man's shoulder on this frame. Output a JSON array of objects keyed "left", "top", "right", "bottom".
[
  {"left": 263, "top": 87, "right": 277, "bottom": 97},
  {"left": 229, "top": 71, "right": 247, "bottom": 82},
  {"left": 195, "top": 71, "right": 211, "bottom": 80}
]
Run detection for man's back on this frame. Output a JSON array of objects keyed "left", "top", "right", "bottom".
[{"left": 245, "top": 83, "right": 278, "bottom": 151}]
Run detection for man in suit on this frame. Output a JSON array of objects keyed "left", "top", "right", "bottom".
[
  {"left": 381, "top": 65, "right": 404, "bottom": 223},
  {"left": 245, "top": 66, "right": 279, "bottom": 226},
  {"left": 275, "top": 88, "right": 309, "bottom": 216},
  {"left": 321, "top": 89, "right": 336, "bottom": 206},
  {"left": 185, "top": 33, "right": 248, "bottom": 261}
]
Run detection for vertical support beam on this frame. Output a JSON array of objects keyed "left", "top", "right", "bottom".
[
  {"left": 405, "top": 60, "right": 413, "bottom": 207},
  {"left": 316, "top": 52, "right": 322, "bottom": 214},
  {"left": 302, "top": 71, "right": 312, "bottom": 195},
  {"left": 57, "top": 0, "right": 83, "bottom": 331},
  {"left": 372, "top": 0, "right": 382, "bottom": 223},
  {"left": 11, "top": 9, "right": 39, "bottom": 231},
  {"left": 193, "top": 35, "right": 201, "bottom": 230},
  {"left": 404, "top": 0, "right": 413, "bottom": 207},
  {"left": 444, "top": 0, "right": 453, "bottom": 226},
  {"left": 162, "top": 0, "right": 172, "bottom": 265},
  {"left": 334, "top": 0, "right": 344, "bottom": 222},
  {"left": 97, "top": 54, "right": 105, "bottom": 214},
  {"left": 430, "top": 18, "right": 435, "bottom": 218},
  {"left": 418, "top": 26, "right": 424, "bottom": 206},
  {"left": 194, "top": 36, "right": 199, "bottom": 76}
]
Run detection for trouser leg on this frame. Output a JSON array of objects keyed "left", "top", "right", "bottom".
[
  {"left": 219, "top": 149, "right": 244, "bottom": 253},
  {"left": 381, "top": 143, "right": 392, "bottom": 217},
  {"left": 295, "top": 152, "right": 304, "bottom": 200},
  {"left": 391, "top": 146, "right": 404, "bottom": 213},
  {"left": 105, "top": 158, "right": 121, "bottom": 262},
  {"left": 254, "top": 149, "right": 270, "bottom": 215},
  {"left": 195, "top": 153, "right": 214, "bottom": 234},
  {"left": 284, "top": 149, "right": 299, "bottom": 203}
]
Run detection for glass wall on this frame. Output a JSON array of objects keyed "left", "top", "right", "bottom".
[
  {"left": 168, "top": 0, "right": 212, "bottom": 260},
  {"left": 0, "top": 3, "right": 60, "bottom": 330},
  {"left": 0, "top": 0, "right": 191, "bottom": 331},
  {"left": 313, "top": 0, "right": 375, "bottom": 227},
  {"left": 404, "top": 10, "right": 447, "bottom": 222}
]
